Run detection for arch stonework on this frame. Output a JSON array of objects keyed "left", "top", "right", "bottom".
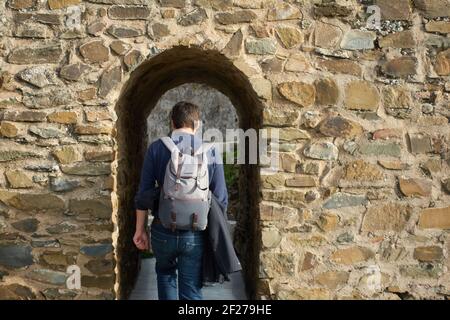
[
  {"left": 114, "top": 46, "right": 265, "bottom": 299},
  {"left": 0, "top": 0, "right": 449, "bottom": 300}
]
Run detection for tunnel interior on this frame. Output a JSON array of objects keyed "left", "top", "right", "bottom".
[{"left": 113, "top": 46, "right": 264, "bottom": 299}]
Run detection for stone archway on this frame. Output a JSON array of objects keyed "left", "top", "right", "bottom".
[{"left": 113, "top": 46, "right": 264, "bottom": 300}]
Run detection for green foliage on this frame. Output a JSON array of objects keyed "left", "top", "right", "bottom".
[{"left": 223, "top": 148, "right": 239, "bottom": 188}]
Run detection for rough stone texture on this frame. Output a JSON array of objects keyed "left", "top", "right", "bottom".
[
  {"left": 27, "top": 269, "right": 67, "bottom": 285},
  {"left": 6, "top": 193, "right": 65, "bottom": 211},
  {"left": 314, "top": 3, "right": 352, "bottom": 17},
  {"left": 0, "top": 148, "right": 43, "bottom": 162},
  {"left": 262, "top": 189, "right": 305, "bottom": 205},
  {"left": 48, "top": 111, "right": 78, "bottom": 124},
  {"left": 318, "top": 59, "right": 362, "bottom": 76},
  {"left": 260, "top": 252, "right": 295, "bottom": 278},
  {"left": 340, "top": 160, "right": 384, "bottom": 187},
  {"left": 434, "top": 49, "right": 450, "bottom": 76},
  {"left": 85, "top": 259, "right": 114, "bottom": 275},
  {"left": 267, "top": 3, "right": 301, "bottom": 21},
  {"left": 330, "top": 246, "right": 374, "bottom": 265},
  {"left": 382, "top": 56, "right": 417, "bottom": 78},
  {"left": 318, "top": 116, "right": 362, "bottom": 138},
  {"left": 340, "top": 30, "right": 376, "bottom": 50},
  {"left": 383, "top": 86, "right": 414, "bottom": 112},
  {"left": 107, "top": 25, "right": 143, "bottom": 38},
  {"left": 317, "top": 213, "right": 339, "bottom": 232},
  {"left": 285, "top": 175, "right": 316, "bottom": 188},
  {"left": 261, "top": 228, "right": 282, "bottom": 248},
  {"left": 0, "top": 244, "right": 33, "bottom": 268},
  {"left": 408, "top": 133, "right": 432, "bottom": 154},
  {"left": 303, "top": 142, "right": 338, "bottom": 160},
  {"left": 69, "top": 198, "right": 112, "bottom": 219},
  {"left": 413, "top": 246, "right": 444, "bottom": 262},
  {"left": 277, "top": 287, "right": 331, "bottom": 300},
  {"left": 414, "top": 0, "right": 450, "bottom": 18},
  {"left": 399, "top": 178, "right": 432, "bottom": 198},
  {"left": 345, "top": 81, "right": 380, "bottom": 111},
  {"left": 29, "top": 125, "right": 66, "bottom": 139},
  {"left": 48, "top": 0, "right": 80, "bottom": 9},
  {"left": 79, "top": 40, "right": 109, "bottom": 64},
  {"left": 215, "top": 10, "right": 257, "bottom": 25},
  {"left": 314, "top": 22, "right": 342, "bottom": 49},
  {"left": 0, "top": 0, "right": 447, "bottom": 301},
  {"left": 418, "top": 206, "right": 450, "bottom": 229},
  {"left": 358, "top": 142, "right": 402, "bottom": 158},
  {"left": 0, "top": 122, "right": 19, "bottom": 138},
  {"left": 110, "top": 40, "right": 130, "bottom": 56},
  {"left": 60, "top": 163, "right": 111, "bottom": 176},
  {"left": 18, "top": 66, "right": 57, "bottom": 88},
  {"left": 400, "top": 264, "right": 443, "bottom": 279},
  {"left": 284, "top": 53, "right": 311, "bottom": 72},
  {"left": 222, "top": 29, "right": 243, "bottom": 57},
  {"left": 426, "top": 21, "right": 450, "bottom": 34},
  {"left": 277, "top": 82, "right": 315, "bottom": 107},
  {"left": 80, "top": 244, "right": 113, "bottom": 257},
  {"left": 7, "top": 0, "right": 37, "bottom": 10},
  {"left": 272, "top": 127, "right": 309, "bottom": 142},
  {"left": 88, "top": 22, "right": 106, "bottom": 36},
  {"left": 52, "top": 146, "right": 81, "bottom": 164},
  {"left": 314, "top": 78, "right": 339, "bottom": 106},
  {"left": 108, "top": 5, "right": 150, "bottom": 20},
  {"left": 361, "top": 203, "right": 412, "bottom": 232},
  {"left": 46, "top": 221, "right": 78, "bottom": 234},
  {"left": 80, "top": 275, "right": 115, "bottom": 290},
  {"left": 60, "top": 63, "right": 90, "bottom": 81},
  {"left": 159, "top": 0, "right": 185, "bottom": 8},
  {"left": 275, "top": 25, "right": 303, "bottom": 49},
  {"left": 372, "top": 128, "right": 402, "bottom": 140},
  {"left": 315, "top": 271, "right": 349, "bottom": 289},
  {"left": 8, "top": 43, "right": 62, "bottom": 64},
  {"left": 12, "top": 218, "right": 39, "bottom": 233},
  {"left": 245, "top": 38, "right": 277, "bottom": 55},
  {"left": 5, "top": 170, "right": 34, "bottom": 188},
  {"left": 323, "top": 193, "right": 367, "bottom": 209},
  {"left": 0, "top": 283, "right": 36, "bottom": 300},
  {"left": 178, "top": 8, "right": 207, "bottom": 26},
  {"left": 50, "top": 178, "right": 80, "bottom": 192},
  {"left": 376, "top": 0, "right": 412, "bottom": 20},
  {"left": 98, "top": 66, "right": 122, "bottom": 98},
  {"left": 378, "top": 160, "right": 409, "bottom": 170},
  {"left": 379, "top": 31, "right": 416, "bottom": 49}
]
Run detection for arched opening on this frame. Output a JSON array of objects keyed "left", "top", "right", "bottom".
[{"left": 113, "top": 46, "right": 264, "bottom": 300}]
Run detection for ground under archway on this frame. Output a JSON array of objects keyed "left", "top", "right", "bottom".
[{"left": 113, "top": 46, "right": 264, "bottom": 299}]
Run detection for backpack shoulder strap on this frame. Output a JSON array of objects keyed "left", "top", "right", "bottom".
[
  {"left": 194, "top": 142, "right": 214, "bottom": 156},
  {"left": 194, "top": 142, "right": 216, "bottom": 168},
  {"left": 160, "top": 137, "right": 179, "bottom": 153}
]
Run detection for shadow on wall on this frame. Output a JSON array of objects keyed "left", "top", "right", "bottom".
[{"left": 113, "top": 46, "right": 264, "bottom": 300}]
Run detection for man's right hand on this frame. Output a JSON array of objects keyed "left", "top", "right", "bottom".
[{"left": 133, "top": 229, "right": 149, "bottom": 251}]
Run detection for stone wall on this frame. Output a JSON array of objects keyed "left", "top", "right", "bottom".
[{"left": 0, "top": 0, "right": 449, "bottom": 300}]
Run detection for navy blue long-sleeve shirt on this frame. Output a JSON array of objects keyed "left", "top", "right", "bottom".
[{"left": 134, "top": 131, "right": 228, "bottom": 217}]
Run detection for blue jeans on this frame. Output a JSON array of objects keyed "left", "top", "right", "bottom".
[{"left": 150, "top": 221, "right": 205, "bottom": 300}]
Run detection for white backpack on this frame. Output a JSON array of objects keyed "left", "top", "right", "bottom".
[{"left": 158, "top": 137, "right": 213, "bottom": 231}]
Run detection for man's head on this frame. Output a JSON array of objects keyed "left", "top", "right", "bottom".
[{"left": 170, "top": 101, "right": 201, "bottom": 132}]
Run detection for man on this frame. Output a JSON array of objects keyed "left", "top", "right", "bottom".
[{"left": 133, "top": 101, "right": 228, "bottom": 300}]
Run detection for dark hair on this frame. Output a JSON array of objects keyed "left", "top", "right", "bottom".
[{"left": 170, "top": 101, "right": 200, "bottom": 130}]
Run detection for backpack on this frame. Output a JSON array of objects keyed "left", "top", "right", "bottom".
[{"left": 158, "top": 136, "right": 213, "bottom": 231}]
